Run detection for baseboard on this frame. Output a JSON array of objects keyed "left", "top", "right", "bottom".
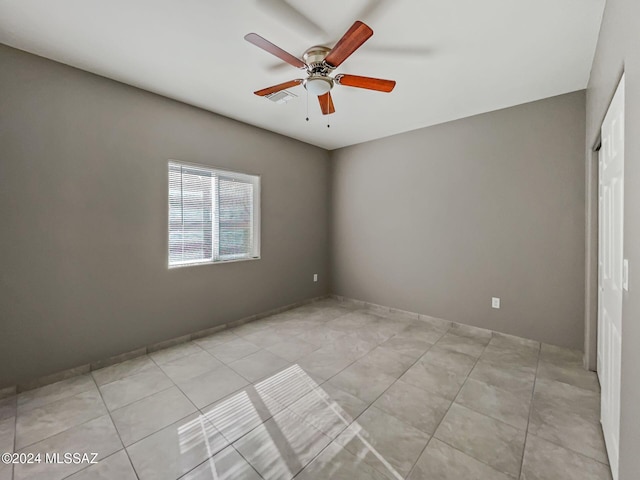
[
  {"left": 1, "top": 294, "right": 330, "bottom": 397},
  {"left": 332, "top": 294, "right": 455, "bottom": 331},
  {"left": 0, "top": 385, "right": 17, "bottom": 400},
  {"left": 331, "top": 294, "right": 542, "bottom": 349}
]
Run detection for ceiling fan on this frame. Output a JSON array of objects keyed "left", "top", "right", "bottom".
[{"left": 245, "top": 21, "right": 396, "bottom": 115}]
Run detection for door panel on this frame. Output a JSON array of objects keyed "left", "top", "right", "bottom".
[{"left": 598, "top": 74, "right": 624, "bottom": 480}]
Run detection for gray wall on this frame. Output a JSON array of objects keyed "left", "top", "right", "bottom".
[
  {"left": 332, "top": 91, "right": 586, "bottom": 349},
  {"left": 587, "top": 0, "right": 640, "bottom": 477},
  {"left": 0, "top": 44, "right": 331, "bottom": 388}
]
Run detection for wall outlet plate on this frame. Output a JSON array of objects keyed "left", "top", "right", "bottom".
[
  {"left": 492, "top": 297, "right": 500, "bottom": 309},
  {"left": 623, "top": 259, "right": 629, "bottom": 291},
  {"left": 313, "top": 273, "right": 318, "bottom": 282}
]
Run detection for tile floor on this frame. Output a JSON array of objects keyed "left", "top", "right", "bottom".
[{"left": 0, "top": 298, "right": 612, "bottom": 479}]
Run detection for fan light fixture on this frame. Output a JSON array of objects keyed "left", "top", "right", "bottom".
[{"left": 304, "top": 76, "right": 333, "bottom": 96}]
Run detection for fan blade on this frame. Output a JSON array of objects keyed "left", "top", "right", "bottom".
[
  {"left": 244, "top": 33, "right": 306, "bottom": 69},
  {"left": 318, "top": 92, "right": 335, "bottom": 115},
  {"left": 254, "top": 79, "right": 303, "bottom": 96},
  {"left": 335, "top": 74, "right": 396, "bottom": 92},
  {"left": 324, "top": 21, "right": 373, "bottom": 68}
]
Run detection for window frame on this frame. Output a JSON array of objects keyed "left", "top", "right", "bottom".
[{"left": 167, "top": 160, "right": 261, "bottom": 269}]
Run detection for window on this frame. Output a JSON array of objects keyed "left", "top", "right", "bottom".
[{"left": 168, "top": 161, "right": 260, "bottom": 267}]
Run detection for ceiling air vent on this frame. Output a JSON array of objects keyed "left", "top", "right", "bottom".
[{"left": 265, "top": 90, "right": 297, "bottom": 104}]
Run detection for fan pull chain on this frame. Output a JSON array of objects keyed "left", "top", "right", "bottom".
[
  {"left": 327, "top": 94, "right": 330, "bottom": 128},
  {"left": 305, "top": 89, "right": 309, "bottom": 122}
]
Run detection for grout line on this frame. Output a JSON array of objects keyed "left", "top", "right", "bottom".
[
  {"left": 101, "top": 354, "right": 221, "bottom": 477},
  {"left": 59, "top": 449, "right": 128, "bottom": 480},
  {"left": 268, "top": 310, "right": 374, "bottom": 388},
  {"left": 13, "top": 390, "right": 108, "bottom": 452},
  {"left": 228, "top": 444, "right": 268, "bottom": 480},
  {"left": 92, "top": 358, "right": 158, "bottom": 388},
  {"left": 147, "top": 353, "right": 202, "bottom": 414},
  {"left": 105, "top": 381, "right": 176, "bottom": 413},
  {"left": 170, "top": 306, "right": 363, "bottom": 474},
  {"left": 143, "top": 335, "right": 273, "bottom": 479},
  {"left": 227, "top": 357, "right": 294, "bottom": 386},
  {"left": 405, "top": 334, "right": 491, "bottom": 479},
  {"left": 204, "top": 381, "right": 323, "bottom": 479},
  {"left": 442, "top": 349, "right": 539, "bottom": 430},
  {"left": 200, "top": 312, "right": 360, "bottom": 438},
  {"left": 200, "top": 306, "right": 419, "bottom": 479},
  {"left": 144, "top": 347, "right": 234, "bottom": 447},
  {"left": 519, "top": 350, "right": 608, "bottom": 469},
  {"left": 180, "top": 444, "right": 266, "bottom": 480},
  {"left": 90, "top": 374, "right": 140, "bottom": 480},
  {"left": 518, "top": 341, "right": 542, "bottom": 479},
  {"left": 293, "top": 320, "right": 455, "bottom": 479},
  {"left": 95, "top": 343, "right": 222, "bottom": 411},
  {"left": 205, "top": 340, "right": 264, "bottom": 366},
  {"left": 521, "top": 433, "right": 612, "bottom": 468},
  {"left": 94, "top": 347, "right": 219, "bottom": 478},
  {"left": 12, "top": 398, "right": 17, "bottom": 480},
  {"left": 320, "top": 308, "right": 451, "bottom": 391}
]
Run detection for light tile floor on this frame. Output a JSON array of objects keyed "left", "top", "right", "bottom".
[{"left": 0, "top": 299, "right": 612, "bottom": 479}]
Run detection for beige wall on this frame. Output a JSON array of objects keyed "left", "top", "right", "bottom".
[
  {"left": 587, "top": 0, "right": 640, "bottom": 477},
  {"left": 331, "top": 91, "right": 586, "bottom": 349},
  {"left": 0, "top": 44, "right": 331, "bottom": 388}
]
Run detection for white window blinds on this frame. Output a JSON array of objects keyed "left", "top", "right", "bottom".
[{"left": 168, "top": 162, "right": 260, "bottom": 267}]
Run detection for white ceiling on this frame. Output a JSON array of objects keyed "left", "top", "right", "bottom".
[{"left": 0, "top": 0, "right": 605, "bottom": 150}]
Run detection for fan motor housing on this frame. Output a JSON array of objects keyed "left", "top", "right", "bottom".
[{"left": 303, "top": 46, "right": 332, "bottom": 73}]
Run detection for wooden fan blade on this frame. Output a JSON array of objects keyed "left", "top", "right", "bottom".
[
  {"left": 318, "top": 92, "right": 335, "bottom": 115},
  {"left": 324, "top": 21, "right": 373, "bottom": 68},
  {"left": 335, "top": 74, "right": 396, "bottom": 92},
  {"left": 244, "top": 33, "right": 306, "bottom": 69},
  {"left": 254, "top": 79, "right": 303, "bottom": 96}
]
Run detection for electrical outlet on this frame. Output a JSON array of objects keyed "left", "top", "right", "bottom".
[
  {"left": 492, "top": 297, "right": 500, "bottom": 309},
  {"left": 313, "top": 274, "right": 318, "bottom": 282},
  {"left": 623, "top": 259, "right": 629, "bottom": 291}
]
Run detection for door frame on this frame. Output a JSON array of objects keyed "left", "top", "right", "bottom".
[{"left": 584, "top": 144, "right": 600, "bottom": 371}]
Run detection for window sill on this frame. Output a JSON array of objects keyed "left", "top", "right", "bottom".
[{"left": 168, "top": 256, "right": 261, "bottom": 269}]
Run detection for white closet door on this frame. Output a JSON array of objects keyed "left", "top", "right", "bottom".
[{"left": 598, "top": 74, "right": 625, "bottom": 480}]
